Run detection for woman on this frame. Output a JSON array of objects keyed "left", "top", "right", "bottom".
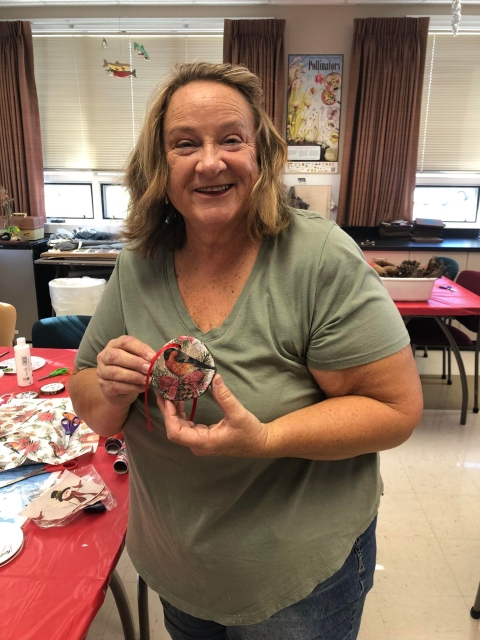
[{"left": 70, "top": 63, "right": 423, "bottom": 639}]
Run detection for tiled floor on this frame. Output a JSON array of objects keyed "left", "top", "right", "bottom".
[{"left": 86, "top": 354, "right": 480, "bottom": 640}]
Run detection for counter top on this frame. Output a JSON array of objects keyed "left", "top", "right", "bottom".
[
  {"left": 341, "top": 227, "right": 480, "bottom": 252},
  {"left": 358, "top": 238, "right": 480, "bottom": 252}
]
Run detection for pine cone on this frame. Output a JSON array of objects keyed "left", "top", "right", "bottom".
[
  {"left": 383, "top": 265, "right": 400, "bottom": 276},
  {"left": 371, "top": 263, "right": 387, "bottom": 276},
  {"left": 424, "top": 257, "right": 444, "bottom": 278},
  {"left": 398, "top": 260, "right": 423, "bottom": 278},
  {"left": 373, "top": 258, "right": 396, "bottom": 267}
]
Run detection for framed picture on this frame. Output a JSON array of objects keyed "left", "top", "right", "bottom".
[{"left": 286, "top": 54, "right": 343, "bottom": 173}]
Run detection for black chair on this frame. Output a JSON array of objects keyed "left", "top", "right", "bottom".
[
  {"left": 32, "top": 315, "right": 92, "bottom": 349},
  {"left": 408, "top": 270, "right": 480, "bottom": 412}
]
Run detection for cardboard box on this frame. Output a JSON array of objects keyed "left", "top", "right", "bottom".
[{"left": 0, "top": 214, "right": 45, "bottom": 240}]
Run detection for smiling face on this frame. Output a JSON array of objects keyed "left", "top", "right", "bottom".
[{"left": 164, "top": 81, "right": 259, "bottom": 235}]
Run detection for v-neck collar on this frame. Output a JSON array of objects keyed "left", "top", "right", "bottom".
[{"left": 165, "top": 241, "right": 268, "bottom": 343}]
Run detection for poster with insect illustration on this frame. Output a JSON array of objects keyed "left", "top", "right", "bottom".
[{"left": 286, "top": 55, "right": 343, "bottom": 172}]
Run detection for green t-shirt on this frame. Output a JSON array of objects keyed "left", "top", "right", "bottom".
[{"left": 75, "top": 210, "right": 410, "bottom": 625}]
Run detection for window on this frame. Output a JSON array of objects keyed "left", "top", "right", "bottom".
[
  {"left": 102, "top": 184, "right": 130, "bottom": 220},
  {"left": 33, "top": 33, "right": 223, "bottom": 172},
  {"left": 418, "top": 32, "right": 480, "bottom": 172},
  {"left": 33, "top": 23, "right": 223, "bottom": 225},
  {"left": 44, "top": 183, "right": 94, "bottom": 219},
  {"left": 413, "top": 186, "right": 479, "bottom": 224}
]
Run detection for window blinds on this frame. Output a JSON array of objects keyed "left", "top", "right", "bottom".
[
  {"left": 33, "top": 35, "right": 223, "bottom": 171},
  {"left": 418, "top": 33, "right": 480, "bottom": 172}
]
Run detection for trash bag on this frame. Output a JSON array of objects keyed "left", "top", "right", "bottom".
[{"left": 49, "top": 277, "right": 106, "bottom": 316}]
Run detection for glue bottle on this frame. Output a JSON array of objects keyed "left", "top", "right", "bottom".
[{"left": 14, "top": 338, "right": 33, "bottom": 387}]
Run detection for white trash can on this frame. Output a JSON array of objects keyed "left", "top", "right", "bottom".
[{"left": 49, "top": 277, "right": 107, "bottom": 316}]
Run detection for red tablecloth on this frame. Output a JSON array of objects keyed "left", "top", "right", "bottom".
[
  {"left": 0, "top": 348, "right": 129, "bottom": 640},
  {"left": 395, "top": 276, "right": 480, "bottom": 317}
]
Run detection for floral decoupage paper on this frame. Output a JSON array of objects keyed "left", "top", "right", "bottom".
[{"left": 0, "top": 398, "right": 99, "bottom": 469}]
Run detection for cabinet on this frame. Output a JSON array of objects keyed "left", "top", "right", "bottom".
[{"left": 0, "top": 239, "right": 52, "bottom": 341}]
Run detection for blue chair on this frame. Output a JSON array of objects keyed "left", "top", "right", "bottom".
[{"left": 32, "top": 315, "right": 91, "bottom": 349}]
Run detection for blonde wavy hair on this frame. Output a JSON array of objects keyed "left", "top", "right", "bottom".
[{"left": 123, "top": 62, "right": 291, "bottom": 259}]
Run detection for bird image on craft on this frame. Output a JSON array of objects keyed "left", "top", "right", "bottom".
[
  {"left": 150, "top": 338, "right": 216, "bottom": 402},
  {"left": 163, "top": 348, "right": 216, "bottom": 379}
]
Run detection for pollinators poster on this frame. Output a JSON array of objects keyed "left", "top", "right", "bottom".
[{"left": 286, "top": 55, "right": 343, "bottom": 173}]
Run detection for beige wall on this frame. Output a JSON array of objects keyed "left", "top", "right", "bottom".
[{"left": 2, "top": 3, "right": 480, "bottom": 208}]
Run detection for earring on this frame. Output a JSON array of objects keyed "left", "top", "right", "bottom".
[{"left": 165, "top": 194, "right": 169, "bottom": 205}]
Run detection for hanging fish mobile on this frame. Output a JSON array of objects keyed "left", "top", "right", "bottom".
[
  {"left": 103, "top": 59, "right": 136, "bottom": 78},
  {"left": 134, "top": 42, "right": 150, "bottom": 61}
]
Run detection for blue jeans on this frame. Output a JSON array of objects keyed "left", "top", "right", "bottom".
[{"left": 160, "top": 516, "right": 377, "bottom": 640}]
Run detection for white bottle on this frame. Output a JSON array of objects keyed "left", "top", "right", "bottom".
[{"left": 14, "top": 338, "right": 33, "bottom": 387}]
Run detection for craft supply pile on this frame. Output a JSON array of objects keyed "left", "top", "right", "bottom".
[
  {"left": 0, "top": 396, "right": 98, "bottom": 468},
  {"left": 0, "top": 346, "right": 116, "bottom": 567}
]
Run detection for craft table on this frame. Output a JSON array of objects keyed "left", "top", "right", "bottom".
[
  {"left": 395, "top": 276, "right": 480, "bottom": 425},
  {"left": 0, "top": 348, "right": 134, "bottom": 640}
]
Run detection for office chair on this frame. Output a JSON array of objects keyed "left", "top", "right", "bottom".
[
  {"left": 0, "top": 303, "right": 17, "bottom": 346},
  {"left": 31, "top": 315, "right": 92, "bottom": 349},
  {"left": 409, "top": 270, "right": 480, "bottom": 412}
]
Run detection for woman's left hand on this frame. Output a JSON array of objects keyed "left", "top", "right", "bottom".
[{"left": 155, "top": 374, "right": 270, "bottom": 457}]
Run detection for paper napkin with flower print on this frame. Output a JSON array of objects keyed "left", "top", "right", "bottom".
[{"left": 0, "top": 398, "right": 99, "bottom": 469}]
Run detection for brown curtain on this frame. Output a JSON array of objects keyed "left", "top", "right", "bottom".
[
  {"left": 0, "top": 21, "right": 45, "bottom": 221},
  {"left": 223, "top": 19, "right": 285, "bottom": 132},
  {"left": 337, "top": 17, "right": 429, "bottom": 227}
]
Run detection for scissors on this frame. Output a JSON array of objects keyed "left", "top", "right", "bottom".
[
  {"left": 37, "top": 367, "right": 70, "bottom": 382},
  {"left": 61, "top": 414, "right": 81, "bottom": 436},
  {"left": 439, "top": 285, "right": 457, "bottom": 292},
  {"left": 0, "top": 460, "right": 78, "bottom": 489}
]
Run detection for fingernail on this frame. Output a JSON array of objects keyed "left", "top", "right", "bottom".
[
  {"left": 146, "top": 352, "right": 156, "bottom": 361},
  {"left": 214, "top": 374, "right": 223, "bottom": 387},
  {"left": 142, "top": 363, "right": 150, "bottom": 373}
]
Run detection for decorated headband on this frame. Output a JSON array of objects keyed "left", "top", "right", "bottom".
[{"left": 144, "top": 336, "right": 216, "bottom": 431}]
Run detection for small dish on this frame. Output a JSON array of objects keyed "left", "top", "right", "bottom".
[
  {"left": 0, "top": 357, "right": 46, "bottom": 374},
  {"left": 0, "top": 523, "right": 24, "bottom": 567}
]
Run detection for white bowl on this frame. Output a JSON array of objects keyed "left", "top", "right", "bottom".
[{"left": 380, "top": 277, "right": 437, "bottom": 302}]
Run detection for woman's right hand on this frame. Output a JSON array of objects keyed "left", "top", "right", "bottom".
[{"left": 96, "top": 336, "right": 157, "bottom": 408}]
